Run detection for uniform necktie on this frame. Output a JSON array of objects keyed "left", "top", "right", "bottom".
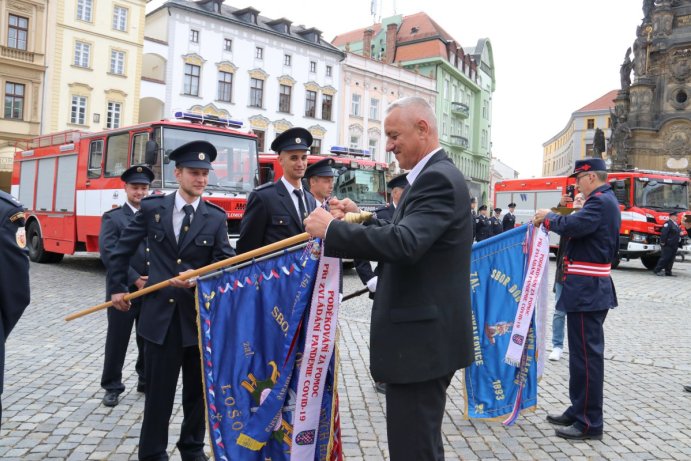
[
  {"left": 179, "top": 204, "right": 194, "bottom": 247},
  {"left": 293, "top": 189, "right": 307, "bottom": 229}
]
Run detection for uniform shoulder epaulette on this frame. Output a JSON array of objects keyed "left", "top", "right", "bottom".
[
  {"left": 374, "top": 205, "right": 391, "bottom": 214},
  {"left": 204, "top": 200, "right": 226, "bottom": 214},
  {"left": 254, "top": 182, "right": 274, "bottom": 191},
  {"left": 103, "top": 206, "right": 123, "bottom": 215},
  {"left": 143, "top": 193, "right": 166, "bottom": 201},
  {"left": 0, "top": 190, "right": 23, "bottom": 209}
]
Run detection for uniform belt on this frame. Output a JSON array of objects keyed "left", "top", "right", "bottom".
[{"left": 563, "top": 260, "right": 611, "bottom": 277}]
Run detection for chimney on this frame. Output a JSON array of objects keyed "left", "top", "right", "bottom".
[
  {"left": 386, "top": 23, "right": 397, "bottom": 64},
  {"left": 363, "top": 28, "right": 374, "bottom": 58}
]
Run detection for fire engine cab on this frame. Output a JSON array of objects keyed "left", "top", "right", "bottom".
[
  {"left": 11, "top": 112, "right": 258, "bottom": 263},
  {"left": 494, "top": 169, "right": 691, "bottom": 269},
  {"left": 258, "top": 146, "right": 390, "bottom": 211}
]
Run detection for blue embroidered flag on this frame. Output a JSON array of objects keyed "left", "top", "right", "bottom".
[
  {"left": 196, "top": 243, "right": 325, "bottom": 460},
  {"left": 463, "top": 225, "right": 546, "bottom": 422}
]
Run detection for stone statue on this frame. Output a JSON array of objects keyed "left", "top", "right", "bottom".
[
  {"left": 643, "top": 0, "right": 655, "bottom": 22},
  {"left": 593, "top": 128, "right": 606, "bottom": 159},
  {"left": 621, "top": 47, "right": 633, "bottom": 91},
  {"left": 633, "top": 27, "right": 647, "bottom": 77},
  {"left": 611, "top": 121, "right": 632, "bottom": 162}
]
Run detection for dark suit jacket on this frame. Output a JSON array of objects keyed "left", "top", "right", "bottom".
[
  {"left": 0, "top": 191, "right": 30, "bottom": 395},
  {"left": 99, "top": 205, "right": 148, "bottom": 300},
  {"left": 354, "top": 204, "right": 395, "bottom": 285},
  {"left": 236, "top": 179, "right": 316, "bottom": 254},
  {"left": 108, "top": 193, "right": 234, "bottom": 346},
  {"left": 325, "top": 150, "right": 474, "bottom": 384}
]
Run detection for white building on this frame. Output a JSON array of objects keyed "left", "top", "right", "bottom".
[
  {"left": 489, "top": 156, "right": 518, "bottom": 206},
  {"left": 142, "top": 0, "right": 344, "bottom": 153}
]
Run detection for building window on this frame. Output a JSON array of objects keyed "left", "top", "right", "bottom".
[
  {"left": 442, "top": 114, "right": 448, "bottom": 137},
  {"left": 77, "top": 0, "right": 93, "bottom": 21},
  {"left": 482, "top": 100, "right": 489, "bottom": 119},
  {"left": 368, "top": 138, "right": 377, "bottom": 156},
  {"left": 255, "top": 47, "right": 263, "bottom": 59},
  {"left": 74, "top": 41, "right": 91, "bottom": 68},
  {"left": 190, "top": 29, "right": 199, "bottom": 43},
  {"left": 587, "top": 118, "right": 595, "bottom": 130},
  {"left": 183, "top": 64, "right": 200, "bottom": 96},
  {"left": 310, "top": 138, "right": 322, "bottom": 156},
  {"left": 351, "top": 94, "right": 361, "bottom": 116},
  {"left": 218, "top": 71, "right": 232, "bottom": 102},
  {"left": 106, "top": 102, "right": 121, "bottom": 129},
  {"left": 110, "top": 50, "right": 125, "bottom": 75},
  {"left": 585, "top": 143, "right": 594, "bottom": 156},
  {"left": 71, "top": 95, "right": 87, "bottom": 125},
  {"left": 284, "top": 54, "right": 291, "bottom": 66},
  {"left": 250, "top": 78, "right": 263, "bottom": 108},
  {"left": 326, "top": 65, "right": 332, "bottom": 77},
  {"left": 224, "top": 38, "right": 232, "bottom": 51},
  {"left": 305, "top": 90, "right": 317, "bottom": 117},
  {"left": 321, "top": 94, "right": 332, "bottom": 121},
  {"left": 4, "top": 82, "right": 24, "bottom": 119},
  {"left": 349, "top": 135, "right": 360, "bottom": 150},
  {"left": 253, "top": 129, "right": 265, "bottom": 152},
  {"left": 112, "top": 6, "right": 128, "bottom": 31},
  {"left": 607, "top": 117, "right": 612, "bottom": 128},
  {"left": 481, "top": 129, "right": 488, "bottom": 149},
  {"left": 369, "top": 98, "right": 379, "bottom": 120},
  {"left": 310, "top": 61, "right": 317, "bottom": 73},
  {"left": 278, "top": 84, "right": 291, "bottom": 113},
  {"left": 8, "top": 15, "right": 28, "bottom": 50}
]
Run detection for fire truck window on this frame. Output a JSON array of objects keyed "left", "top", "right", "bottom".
[
  {"left": 88, "top": 140, "right": 103, "bottom": 178},
  {"left": 55, "top": 155, "right": 77, "bottom": 212},
  {"left": 18, "top": 160, "right": 36, "bottom": 209},
  {"left": 131, "top": 133, "right": 148, "bottom": 166},
  {"left": 105, "top": 133, "right": 129, "bottom": 177},
  {"left": 36, "top": 158, "right": 56, "bottom": 211}
]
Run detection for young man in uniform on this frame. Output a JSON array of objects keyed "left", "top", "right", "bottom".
[
  {"left": 0, "top": 191, "right": 30, "bottom": 430},
  {"left": 99, "top": 165, "right": 153, "bottom": 407},
  {"left": 534, "top": 158, "right": 620, "bottom": 441},
  {"left": 304, "top": 157, "right": 335, "bottom": 207},
  {"left": 475, "top": 205, "right": 492, "bottom": 242},
  {"left": 654, "top": 211, "right": 680, "bottom": 276},
  {"left": 236, "top": 127, "right": 316, "bottom": 253},
  {"left": 109, "top": 141, "right": 233, "bottom": 461},
  {"left": 490, "top": 208, "right": 503, "bottom": 236},
  {"left": 502, "top": 202, "right": 516, "bottom": 231}
]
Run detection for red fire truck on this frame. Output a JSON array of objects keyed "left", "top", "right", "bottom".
[
  {"left": 258, "top": 146, "right": 390, "bottom": 211},
  {"left": 11, "top": 112, "right": 258, "bottom": 263},
  {"left": 494, "top": 169, "right": 691, "bottom": 269}
]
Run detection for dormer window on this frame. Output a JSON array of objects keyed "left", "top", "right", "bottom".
[
  {"left": 267, "top": 18, "right": 292, "bottom": 34},
  {"left": 232, "top": 7, "right": 259, "bottom": 25},
  {"left": 297, "top": 27, "right": 322, "bottom": 44},
  {"left": 411, "top": 26, "right": 419, "bottom": 33}
]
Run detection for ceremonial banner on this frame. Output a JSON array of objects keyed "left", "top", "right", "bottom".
[
  {"left": 196, "top": 241, "right": 342, "bottom": 460},
  {"left": 463, "top": 225, "right": 548, "bottom": 423}
]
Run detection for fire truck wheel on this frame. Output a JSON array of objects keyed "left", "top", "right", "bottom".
[
  {"left": 640, "top": 254, "right": 660, "bottom": 271},
  {"left": 26, "top": 221, "right": 64, "bottom": 264}
]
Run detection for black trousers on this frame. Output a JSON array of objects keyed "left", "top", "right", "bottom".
[
  {"left": 654, "top": 245, "right": 676, "bottom": 274},
  {"left": 139, "top": 310, "right": 205, "bottom": 461},
  {"left": 564, "top": 310, "right": 608, "bottom": 435},
  {"left": 101, "top": 302, "right": 144, "bottom": 393},
  {"left": 386, "top": 373, "right": 454, "bottom": 461}
]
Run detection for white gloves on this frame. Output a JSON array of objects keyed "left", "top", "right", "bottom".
[{"left": 366, "top": 276, "right": 378, "bottom": 293}]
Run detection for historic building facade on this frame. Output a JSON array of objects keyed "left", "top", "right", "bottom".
[{"left": 142, "top": 0, "right": 344, "bottom": 153}]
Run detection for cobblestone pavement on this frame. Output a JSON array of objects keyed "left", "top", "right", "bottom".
[{"left": 1, "top": 254, "right": 691, "bottom": 460}]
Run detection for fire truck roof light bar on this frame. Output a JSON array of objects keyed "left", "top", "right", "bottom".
[
  {"left": 174, "top": 111, "right": 243, "bottom": 129},
  {"left": 330, "top": 145, "right": 371, "bottom": 157}
]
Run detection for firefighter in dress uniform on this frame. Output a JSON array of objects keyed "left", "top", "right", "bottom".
[
  {"left": 534, "top": 158, "right": 620, "bottom": 441},
  {"left": 653, "top": 211, "right": 680, "bottom": 276},
  {"left": 502, "top": 202, "right": 517, "bottom": 231},
  {"left": 0, "top": 191, "right": 30, "bottom": 430},
  {"left": 475, "top": 205, "right": 492, "bottom": 242},
  {"left": 490, "top": 208, "right": 503, "bottom": 236},
  {"left": 99, "top": 165, "right": 153, "bottom": 407}
]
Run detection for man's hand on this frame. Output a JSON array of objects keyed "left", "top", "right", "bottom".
[
  {"left": 169, "top": 269, "right": 197, "bottom": 288},
  {"left": 134, "top": 275, "right": 148, "bottom": 291},
  {"left": 304, "top": 207, "right": 334, "bottom": 238},
  {"left": 366, "top": 276, "right": 378, "bottom": 293},
  {"left": 328, "top": 197, "right": 359, "bottom": 220},
  {"left": 533, "top": 209, "right": 551, "bottom": 227},
  {"left": 111, "top": 292, "right": 130, "bottom": 312},
  {"left": 559, "top": 194, "right": 573, "bottom": 207}
]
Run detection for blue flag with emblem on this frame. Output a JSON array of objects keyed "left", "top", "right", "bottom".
[
  {"left": 196, "top": 241, "right": 342, "bottom": 461},
  {"left": 463, "top": 225, "right": 548, "bottom": 424}
]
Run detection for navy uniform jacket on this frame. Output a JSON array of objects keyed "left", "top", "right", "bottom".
[
  {"left": 236, "top": 180, "right": 316, "bottom": 254},
  {"left": 0, "top": 191, "right": 30, "bottom": 396},
  {"left": 502, "top": 212, "right": 516, "bottom": 231},
  {"left": 660, "top": 218, "right": 680, "bottom": 248},
  {"left": 475, "top": 215, "right": 492, "bottom": 241},
  {"left": 99, "top": 205, "right": 148, "bottom": 299},
  {"left": 325, "top": 150, "right": 474, "bottom": 384},
  {"left": 107, "top": 193, "right": 234, "bottom": 346},
  {"left": 544, "top": 184, "right": 621, "bottom": 313},
  {"left": 354, "top": 204, "right": 395, "bottom": 285},
  {"left": 490, "top": 216, "right": 502, "bottom": 236}
]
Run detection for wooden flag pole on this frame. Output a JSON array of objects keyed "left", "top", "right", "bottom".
[{"left": 65, "top": 232, "right": 312, "bottom": 321}]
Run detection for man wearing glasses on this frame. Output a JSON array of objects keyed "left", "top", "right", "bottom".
[{"left": 533, "top": 158, "right": 620, "bottom": 441}]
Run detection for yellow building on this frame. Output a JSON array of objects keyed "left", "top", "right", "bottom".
[
  {"left": 42, "top": 0, "right": 145, "bottom": 134},
  {"left": 0, "top": 0, "right": 48, "bottom": 190}
]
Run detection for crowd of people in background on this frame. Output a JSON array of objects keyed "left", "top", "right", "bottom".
[{"left": 470, "top": 199, "right": 517, "bottom": 242}]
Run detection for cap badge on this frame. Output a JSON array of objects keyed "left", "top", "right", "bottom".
[
  {"left": 198, "top": 153, "right": 205, "bottom": 160},
  {"left": 581, "top": 164, "right": 592, "bottom": 171},
  {"left": 136, "top": 167, "right": 143, "bottom": 173},
  {"left": 295, "top": 137, "right": 301, "bottom": 144}
]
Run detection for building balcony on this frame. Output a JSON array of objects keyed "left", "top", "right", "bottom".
[
  {"left": 450, "top": 101, "right": 469, "bottom": 118},
  {"left": 449, "top": 134, "right": 469, "bottom": 149},
  {"left": 1, "top": 46, "right": 35, "bottom": 63}
]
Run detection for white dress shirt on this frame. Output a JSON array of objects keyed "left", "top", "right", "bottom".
[
  {"left": 173, "top": 192, "right": 201, "bottom": 241},
  {"left": 281, "top": 177, "right": 308, "bottom": 218}
]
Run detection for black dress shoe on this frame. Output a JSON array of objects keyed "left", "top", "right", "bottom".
[
  {"left": 374, "top": 382, "right": 387, "bottom": 394},
  {"left": 102, "top": 391, "right": 119, "bottom": 407},
  {"left": 136, "top": 381, "right": 145, "bottom": 393},
  {"left": 546, "top": 413, "right": 575, "bottom": 426},
  {"left": 683, "top": 385, "right": 691, "bottom": 393},
  {"left": 555, "top": 424, "right": 602, "bottom": 440},
  {"left": 654, "top": 271, "right": 665, "bottom": 277}
]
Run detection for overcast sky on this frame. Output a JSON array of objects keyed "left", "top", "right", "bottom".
[{"left": 240, "top": 0, "right": 644, "bottom": 177}]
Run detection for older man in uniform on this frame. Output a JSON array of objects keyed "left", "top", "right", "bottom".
[
  {"left": 236, "top": 127, "right": 316, "bottom": 253},
  {"left": 304, "top": 157, "right": 335, "bottom": 207},
  {"left": 0, "top": 191, "right": 30, "bottom": 431},
  {"left": 99, "top": 165, "right": 153, "bottom": 407},
  {"left": 503, "top": 202, "right": 516, "bottom": 231},
  {"left": 110, "top": 141, "right": 233, "bottom": 461},
  {"left": 534, "top": 158, "right": 620, "bottom": 441}
]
